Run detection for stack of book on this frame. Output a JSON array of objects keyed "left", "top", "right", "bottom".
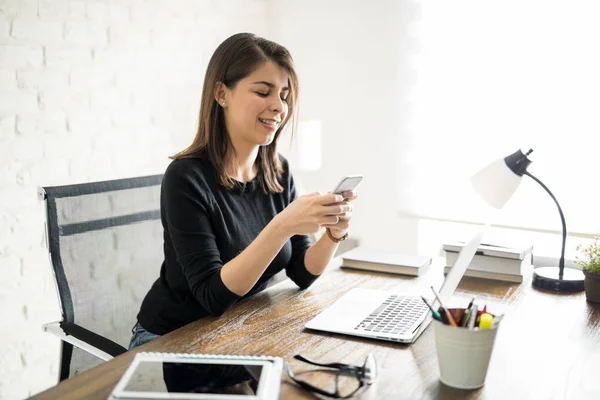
[
  {"left": 443, "top": 241, "right": 534, "bottom": 283},
  {"left": 341, "top": 247, "right": 432, "bottom": 276}
]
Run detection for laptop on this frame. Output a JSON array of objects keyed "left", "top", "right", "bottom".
[{"left": 305, "top": 230, "right": 486, "bottom": 343}]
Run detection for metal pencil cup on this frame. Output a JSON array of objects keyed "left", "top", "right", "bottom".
[{"left": 433, "top": 319, "right": 499, "bottom": 389}]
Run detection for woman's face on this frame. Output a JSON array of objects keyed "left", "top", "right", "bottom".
[{"left": 221, "top": 61, "right": 290, "bottom": 148}]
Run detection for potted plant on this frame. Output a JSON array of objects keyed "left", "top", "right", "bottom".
[{"left": 575, "top": 236, "right": 600, "bottom": 303}]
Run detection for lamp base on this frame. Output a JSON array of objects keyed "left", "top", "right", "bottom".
[{"left": 532, "top": 266, "right": 585, "bottom": 293}]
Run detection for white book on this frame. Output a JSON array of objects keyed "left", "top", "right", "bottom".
[
  {"left": 443, "top": 241, "right": 534, "bottom": 260},
  {"left": 443, "top": 266, "right": 524, "bottom": 283},
  {"left": 446, "top": 251, "right": 532, "bottom": 276},
  {"left": 341, "top": 247, "right": 432, "bottom": 276}
]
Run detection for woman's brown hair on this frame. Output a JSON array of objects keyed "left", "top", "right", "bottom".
[{"left": 171, "top": 33, "right": 299, "bottom": 194}]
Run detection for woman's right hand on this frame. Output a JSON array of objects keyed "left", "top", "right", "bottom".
[{"left": 275, "top": 192, "right": 352, "bottom": 237}]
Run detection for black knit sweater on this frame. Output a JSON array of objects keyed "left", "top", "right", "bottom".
[{"left": 137, "top": 155, "right": 317, "bottom": 335}]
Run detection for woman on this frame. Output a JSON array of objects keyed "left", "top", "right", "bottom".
[{"left": 130, "top": 33, "right": 358, "bottom": 350}]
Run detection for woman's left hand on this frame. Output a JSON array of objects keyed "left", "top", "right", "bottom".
[{"left": 324, "top": 190, "right": 358, "bottom": 240}]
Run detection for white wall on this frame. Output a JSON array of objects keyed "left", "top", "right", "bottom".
[
  {"left": 268, "top": 0, "right": 421, "bottom": 254},
  {"left": 0, "top": 0, "right": 269, "bottom": 398},
  {"left": 269, "top": 0, "right": 596, "bottom": 262}
]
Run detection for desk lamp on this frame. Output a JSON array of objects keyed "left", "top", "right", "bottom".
[{"left": 470, "top": 149, "right": 585, "bottom": 292}]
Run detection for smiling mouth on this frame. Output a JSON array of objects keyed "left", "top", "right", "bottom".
[{"left": 258, "top": 117, "right": 279, "bottom": 127}]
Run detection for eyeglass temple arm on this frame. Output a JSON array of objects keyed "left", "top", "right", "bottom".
[
  {"left": 286, "top": 363, "right": 346, "bottom": 398},
  {"left": 294, "top": 355, "right": 361, "bottom": 372}
]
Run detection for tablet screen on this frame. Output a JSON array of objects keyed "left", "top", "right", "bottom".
[{"left": 122, "top": 360, "right": 263, "bottom": 395}]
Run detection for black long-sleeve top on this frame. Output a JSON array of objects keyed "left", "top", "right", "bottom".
[{"left": 137, "top": 155, "right": 317, "bottom": 335}]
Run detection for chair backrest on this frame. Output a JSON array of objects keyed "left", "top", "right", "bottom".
[{"left": 40, "top": 175, "right": 164, "bottom": 380}]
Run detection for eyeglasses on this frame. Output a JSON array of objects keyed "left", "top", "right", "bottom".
[{"left": 286, "top": 353, "right": 377, "bottom": 399}]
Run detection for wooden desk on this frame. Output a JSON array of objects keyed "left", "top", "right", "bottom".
[{"left": 31, "top": 262, "right": 600, "bottom": 399}]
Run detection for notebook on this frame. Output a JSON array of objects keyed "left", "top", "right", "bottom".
[
  {"left": 340, "top": 247, "right": 432, "bottom": 276},
  {"left": 305, "top": 230, "right": 485, "bottom": 343}
]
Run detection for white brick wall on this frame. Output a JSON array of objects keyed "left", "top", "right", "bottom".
[
  {"left": 0, "top": 45, "right": 44, "bottom": 67},
  {"left": 0, "top": 1, "right": 269, "bottom": 398},
  {"left": 11, "top": 19, "right": 64, "bottom": 43}
]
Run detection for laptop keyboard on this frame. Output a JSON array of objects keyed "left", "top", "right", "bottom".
[{"left": 354, "top": 295, "right": 429, "bottom": 336}]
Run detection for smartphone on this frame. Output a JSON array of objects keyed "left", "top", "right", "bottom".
[{"left": 332, "top": 175, "right": 363, "bottom": 195}]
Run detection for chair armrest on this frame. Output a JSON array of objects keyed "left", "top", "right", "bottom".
[{"left": 43, "top": 321, "right": 127, "bottom": 361}]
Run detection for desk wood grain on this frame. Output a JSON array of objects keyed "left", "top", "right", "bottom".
[{"left": 30, "top": 262, "right": 600, "bottom": 400}]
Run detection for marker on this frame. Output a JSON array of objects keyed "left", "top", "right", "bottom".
[
  {"left": 438, "top": 306, "right": 450, "bottom": 325},
  {"left": 420, "top": 296, "right": 441, "bottom": 321},
  {"left": 479, "top": 313, "right": 493, "bottom": 329},
  {"left": 430, "top": 286, "right": 458, "bottom": 327}
]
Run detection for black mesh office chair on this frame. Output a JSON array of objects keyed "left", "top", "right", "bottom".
[{"left": 39, "top": 175, "right": 164, "bottom": 380}]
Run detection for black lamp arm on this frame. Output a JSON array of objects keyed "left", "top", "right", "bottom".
[{"left": 523, "top": 171, "right": 567, "bottom": 279}]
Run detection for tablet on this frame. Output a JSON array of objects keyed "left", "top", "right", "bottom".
[{"left": 110, "top": 352, "right": 283, "bottom": 400}]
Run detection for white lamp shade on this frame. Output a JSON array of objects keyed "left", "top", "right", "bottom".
[{"left": 470, "top": 157, "right": 523, "bottom": 209}]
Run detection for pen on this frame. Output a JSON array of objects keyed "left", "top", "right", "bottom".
[
  {"left": 430, "top": 286, "right": 458, "bottom": 327},
  {"left": 467, "top": 305, "right": 478, "bottom": 330},
  {"left": 460, "top": 308, "right": 471, "bottom": 328},
  {"left": 466, "top": 297, "right": 475, "bottom": 310},
  {"left": 459, "top": 298, "right": 475, "bottom": 327},
  {"left": 420, "top": 296, "right": 441, "bottom": 321}
]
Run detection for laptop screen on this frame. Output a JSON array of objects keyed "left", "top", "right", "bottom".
[{"left": 438, "top": 226, "right": 488, "bottom": 301}]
